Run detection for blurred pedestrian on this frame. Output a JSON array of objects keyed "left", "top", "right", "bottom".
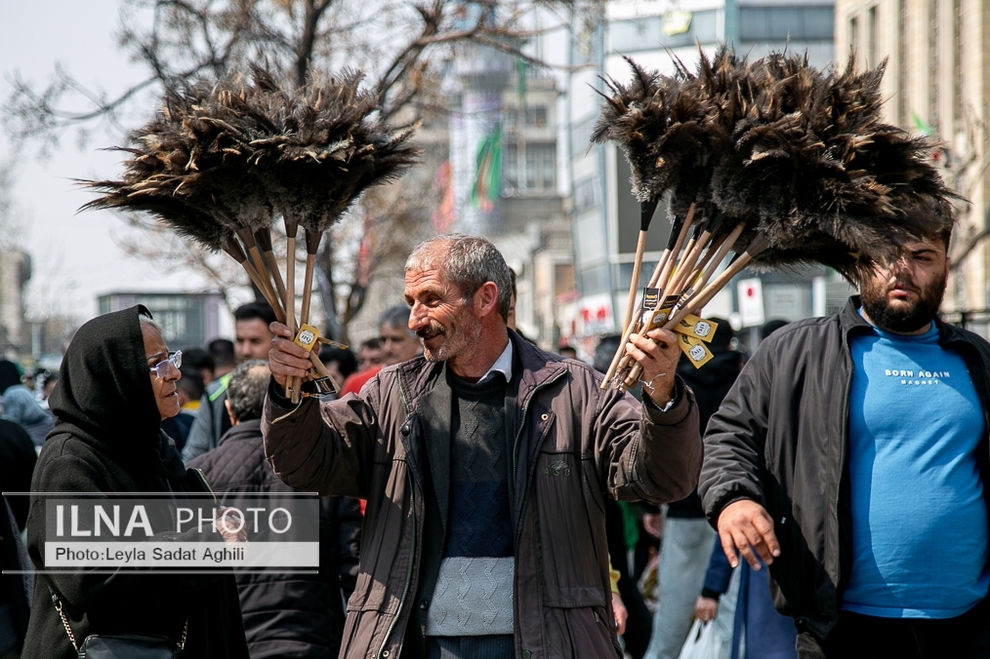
[
  {"left": 0, "top": 418, "right": 35, "bottom": 659},
  {"left": 320, "top": 345, "right": 358, "bottom": 392},
  {"left": 208, "top": 338, "right": 236, "bottom": 379},
  {"left": 40, "top": 372, "right": 58, "bottom": 409},
  {"left": 0, "top": 361, "right": 54, "bottom": 448},
  {"left": 696, "top": 538, "right": 796, "bottom": 659},
  {"left": 339, "top": 307, "right": 422, "bottom": 397},
  {"left": 183, "top": 302, "right": 276, "bottom": 462},
  {"left": 189, "top": 360, "right": 361, "bottom": 657},
  {"left": 180, "top": 346, "right": 216, "bottom": 388},
  {"left": 356, "top": 338, "right": 383, "bottom": 372},
  {"left": 378, "top": 305, "right": 422, "bottom": 365}
]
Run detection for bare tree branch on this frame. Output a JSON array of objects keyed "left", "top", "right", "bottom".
[{"left": 3, "top": 0, "right": 603, "bottom": 337}]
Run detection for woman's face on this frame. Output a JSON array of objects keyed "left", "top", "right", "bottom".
[{"left": 142, "top": 323, "right": 181, "bottom": 420}]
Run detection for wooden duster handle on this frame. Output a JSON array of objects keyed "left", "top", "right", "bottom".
[
  {"left": 601, "top": 205, "right": 696, "bottom": 389},
  {"left": 289, "top": 229, "right": 323, "bottom": 404},
  {"left": 283, "top": 218, "right": 300, "bottom": 401}
]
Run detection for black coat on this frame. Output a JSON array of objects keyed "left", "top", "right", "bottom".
[
  {"left": 189, "top": 419, "right": 362, "bottom": 658},
  {"left": 22, "top": 305, "right": 249, "bottom": 659},
  {"left": 0, "top": 419, "right": 36, "bottom": 655}
]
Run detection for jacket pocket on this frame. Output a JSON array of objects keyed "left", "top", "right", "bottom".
[{"left": 533, "top": 448, "right": 608, "bottom": 607}]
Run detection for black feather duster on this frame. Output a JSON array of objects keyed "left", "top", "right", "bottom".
[
  {"left": 79, "top": 64, "right": 421, "bottom": 399},
  {"left": 594, "top": 45, "right": 960, "bottom": 389}
]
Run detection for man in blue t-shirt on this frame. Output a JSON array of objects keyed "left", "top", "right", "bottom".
[{"left": 700, "top": 217, "right": 990, "bottom": 658}]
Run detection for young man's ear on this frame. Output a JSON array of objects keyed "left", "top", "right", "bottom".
[{"left": 224, "top": 399, "right": 238, "bottom": 426}]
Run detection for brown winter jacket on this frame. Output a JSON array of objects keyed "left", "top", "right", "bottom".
[{"left": 262, "top": 333, "right": 701, "bottom": 659}]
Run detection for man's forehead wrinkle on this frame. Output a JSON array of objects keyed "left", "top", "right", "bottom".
[{"left": 406, "top": 275, "right": 457, "bottom": 299}]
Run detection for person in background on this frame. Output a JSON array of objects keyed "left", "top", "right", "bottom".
[
  {"left": 208, "top": 338, "right": 236, "bottom": 379},
  {"left": 760, "top": 319, "right": 789, "bottom": 342},
  {"left": 0, "top": 361, "right": 54, "bottom": 449},
  {"left": 0, "top": 418, "right": 35, "bottom": 658},
  {"left": 39, "top": 372, "right": 58, "bottom": 409},
  {"left": 183, "top": 302, "right": 276, "bottom": 462},
  {"left": 339, "top": 308, "right": 421, "bottom": 397},
  {"left": 180, "top": 347, "right": 216, "bottom": 388},
  {"left": 320, "top": 345, "right": 358, "bottom": 392},
  {"left": 378, "top": 305, "right": 423, "bottom": 366},
  {"left": 189, "top": 360, "right": 361, "bottom": 658},
  {"left": 696, "top": 538, "right": 797, "bottom": 659},
  {"left": 558, "top": 345, "right": 579, "bottom": 361},
  {"left": 356, "top": 338, "right": 383, "bottom": 372}
]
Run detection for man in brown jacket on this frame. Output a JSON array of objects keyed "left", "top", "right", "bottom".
[{"left": 263, "top": 234, "right": 702, "bottom": 659}]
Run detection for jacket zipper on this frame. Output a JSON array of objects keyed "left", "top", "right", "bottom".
[
  {"left": 512, "top": 368, "right": 567, "bottom": 543},
  {"left": 377, "top": 471, "right": 417, "bottom": 659}
]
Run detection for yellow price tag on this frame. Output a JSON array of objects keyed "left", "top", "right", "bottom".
[
  {"left": 293, "top": 324, "right": 321, "bottom": 352},
  {"left": 673, "top": 314, "right": 719, "bottom": 344},
  {"left": 677, "top": 333, "right": 713, "bottom": 368},
  {"left": 641, "top": 290, "right": 680, "bottom": 331}
]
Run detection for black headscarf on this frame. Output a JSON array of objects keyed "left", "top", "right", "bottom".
[{"left": 48, "top": 305, "right": 162, "bottom": 462}]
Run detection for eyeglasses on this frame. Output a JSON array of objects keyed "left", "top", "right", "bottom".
[{"left": 149, "top": 351, "right": 182, "bottom": 379}]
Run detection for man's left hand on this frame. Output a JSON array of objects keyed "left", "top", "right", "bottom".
[{"left": 626, "top": 328, "right": 680, "bottom": 407}]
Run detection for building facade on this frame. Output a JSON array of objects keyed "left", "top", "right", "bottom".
[
  {"left": 836, "top": 0, "right": 990, "bottom": 324},
  {"left": 0, "top": 249, "right": 31, "bottom": 359}
]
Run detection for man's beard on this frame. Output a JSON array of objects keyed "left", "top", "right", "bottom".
[
  {"left": 418, "top": 315, "right": 481, "bottom": 364},
  {"left": 860, "top": 271, "right": 946, "bottom": 333},
  {"left": 418, "top": 322, "right": 447, "bottom": 362}
]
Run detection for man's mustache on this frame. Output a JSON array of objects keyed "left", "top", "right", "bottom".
[{"left": 417, "top": 323, "right": 445, "bottom": 340}]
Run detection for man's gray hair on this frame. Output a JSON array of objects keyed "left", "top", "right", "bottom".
[
  {"left": 226, "top": 359, "right": 270, "bottom": 422},
  {"left": 377, "top": 305, "right": 416, "bottom": 338},
  {"left": 405, "top": 234, "right": 513, "bottom": 322}
]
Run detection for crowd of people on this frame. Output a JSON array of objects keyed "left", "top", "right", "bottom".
[{"left": 1, "top": 225, "right": 988, "bottom": 659}]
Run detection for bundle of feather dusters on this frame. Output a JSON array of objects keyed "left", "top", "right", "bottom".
[
  {"left": 81, "top": 64, "right": 420, "bottom": 401},
  {"left": 592, "top": 46, "right": 959, "bottom": 390}
]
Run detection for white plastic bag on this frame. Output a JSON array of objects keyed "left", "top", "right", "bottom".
[{"left": 676, "top": 619, "right": 726, "bottom": 659}]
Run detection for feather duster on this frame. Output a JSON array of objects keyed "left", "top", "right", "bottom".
[
  {"left": 80, "top": 63, "right": 421, "bottom": 399},
  {"left": 593, "top": 45, "right": 960, "bottom": 390}
]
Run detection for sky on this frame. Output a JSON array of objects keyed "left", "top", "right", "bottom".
[{"left": 0, "top": 0, "right": 229, "bottom": 326}]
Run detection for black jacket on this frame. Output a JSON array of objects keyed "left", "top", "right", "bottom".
[
  {"left": 189, "top": 419, "right": 362, "bottom": 658},
  {"left": 22, "top": 305, "right": 248, "bottom": 659},
  {"left": 700, "top": 297, "right": 990, "bottom": 639}
]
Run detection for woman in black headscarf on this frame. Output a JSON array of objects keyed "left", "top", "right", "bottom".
[{"left": 21, "top": 305, "right": 249, "bottom": 659}]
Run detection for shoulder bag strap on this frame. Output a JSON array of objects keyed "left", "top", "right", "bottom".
[{"left": 51, "top": 590, "right": 188, "bottom": 651}]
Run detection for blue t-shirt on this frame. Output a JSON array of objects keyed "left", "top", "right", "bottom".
[{"left": 844, "top": 318, "right": 990, "bottom": 618}]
